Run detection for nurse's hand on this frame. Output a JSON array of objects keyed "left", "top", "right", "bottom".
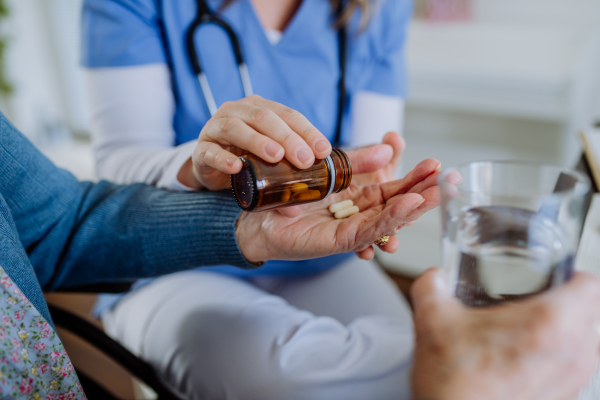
[
  {"left": 235, "top": 158, "right": 459, "bottom": 263},
  {"left": 411, "top": 268, "right": 600, "bottom": 400},
  {"left": 179, "top": 95, "right": 332, "bottom": 192},
  {"left": 350, "top": 131, "right": 405, "bottom": 186}
]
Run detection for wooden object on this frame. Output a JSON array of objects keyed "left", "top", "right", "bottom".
[{"left": 580, "top": 130, "right": 600, "bottom": 191}]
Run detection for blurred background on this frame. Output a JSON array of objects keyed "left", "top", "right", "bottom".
[{"left": 1, "top": 0, "right": 600, "bottom": 277}]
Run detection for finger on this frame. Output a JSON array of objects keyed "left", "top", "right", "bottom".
[
  {"left": 407, "top": 172, "right": 439, "bottom": 195},
  {"left": 545, "top": 359, "right": 600, "bottom": 400},
  {"left": 410, "top": 267, "right": 455, "bottom": 315},
  {"left": 381, "top": 159, "right": 441, "bottom": 200},
  {"left": 404, "top": 186, "right": 441, "bottom": 222},
  {"left": 528, "top": 273, "right": 600, "bottom": 365},
  {"left": 443, "top": 170, "right": 463, "bottom": 185},
  {"left": 356, "top": 246, "right": 375, "bottom": 260},
  {"left": 193, "top": 168, "right": 232, "bottom": 191},
  {"left": 346, "top": 144, "right": 393, "bottom": 175},
  {"left": 378, "top": 236, "right": 400, "bottom": 253},
  {"left": 382, "top": 132, "right": 405, "bottom": 169},
  {"left": 433, "top": 170, "right": 462, "bottom": 199},
  {"left": 206, "top": 116, "right": 286, "bottom": 164},
  {"left": 193, "top": 141, "right": 243, "bottom": 175},
  {"left": 224, "top": 103, "right": 319, "bottom": 168},
  {"left": 540, "top": 272, "right": 600, "bottom": 320},
  {"left": 277, "top": 205, "right": 302, "bottom": 218},
  {"left": 355, "top": 193, "right": 424, "bottom": 246},
  {"left": 534, "top": 282, "right": 600, "bottom": 400},
  {"left": 245, "top": 95, "right": 332, "bottom": 160}
]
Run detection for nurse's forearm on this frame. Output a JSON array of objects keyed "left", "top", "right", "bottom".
[
  {"left": 95, "top": 142, "right": 197, "bottom": 191},
  {"left": 87, "top": 65, "right": 196, "bottom": 191}
]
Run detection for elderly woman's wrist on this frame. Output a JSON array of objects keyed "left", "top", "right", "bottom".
[{"left": 235, "top": 212, "right": 266, "bottom": 265}]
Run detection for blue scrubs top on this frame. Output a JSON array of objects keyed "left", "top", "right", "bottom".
[{"left": 81, "top": 0, "right": 412, "bottom": 278}]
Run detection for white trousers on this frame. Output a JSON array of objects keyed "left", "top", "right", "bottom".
[{"left": 102, "top": 258, "right": 414, "bottom": 400}]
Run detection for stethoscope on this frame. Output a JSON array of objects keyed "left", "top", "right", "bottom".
[{"left": 185, "top": 0, "right": 347, "bottom": 145}]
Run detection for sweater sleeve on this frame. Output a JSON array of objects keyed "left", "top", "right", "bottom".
[
  {"left": 0, "top": 112, "right": 254, "bottom": 292},
  {"left": 50, "top": 183, "right": 254, "bottom": 290}
]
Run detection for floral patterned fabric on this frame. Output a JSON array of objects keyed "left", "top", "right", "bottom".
[{"left": 0, "top": 267, "right": 86, "bottom": 400}]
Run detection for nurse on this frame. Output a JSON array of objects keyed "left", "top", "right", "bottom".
[{"left": 82, "top": 0, "right": 414, "bottom": 398}]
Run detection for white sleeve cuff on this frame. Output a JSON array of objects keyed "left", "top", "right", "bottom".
[
  {"left": 155, "top": 140, "right": 198, "bottom": 191},
  {"left": 349, "top": 91, "right": 405, "bottom": 148}
]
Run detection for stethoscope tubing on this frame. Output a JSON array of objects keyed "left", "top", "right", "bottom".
[
  {"left": 197, "top": 63, "right": 253, "bottom": 116},
  {"left": 186, "top": 3, "right": 253, "bottom": 115}
]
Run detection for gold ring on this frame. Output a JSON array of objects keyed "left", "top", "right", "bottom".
[{"left": 375, "top": 235, "right": 390, "bottom": 246}]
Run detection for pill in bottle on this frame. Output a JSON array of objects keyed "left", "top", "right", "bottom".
[{"left": 231, "top": 148, "right": 352, "bottom": 212}]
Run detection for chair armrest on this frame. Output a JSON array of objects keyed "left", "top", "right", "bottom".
[{"left": 49, "top": 305, "right": 182, "bottom": 400}]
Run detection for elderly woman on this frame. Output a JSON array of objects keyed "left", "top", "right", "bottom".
[
  {"left": 1, "top": 111, "right": 599, "bottom": 399},
  {"left": 0, "top": 110, "right": 435, "bottom": 397}
]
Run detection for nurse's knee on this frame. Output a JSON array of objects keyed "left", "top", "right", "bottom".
[{"left": 149, "top": 302, "right": 311, "bottom": 399}]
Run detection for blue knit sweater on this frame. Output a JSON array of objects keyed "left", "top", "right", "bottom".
[{"left": 0, "top": 112, "right": 255, "bottom": 324}]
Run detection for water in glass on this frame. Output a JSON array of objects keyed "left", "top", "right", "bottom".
[{"left": 445, "top": 205, "right": 573, "bottom": 307}]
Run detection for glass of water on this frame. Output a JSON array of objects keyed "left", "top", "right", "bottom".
[{"left": 438, "top": 161, "right": 590, "bottom": 307}]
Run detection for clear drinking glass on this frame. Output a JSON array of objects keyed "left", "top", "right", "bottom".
[{"left": 438, "top": 161, "right": 590, "bottom": 307}]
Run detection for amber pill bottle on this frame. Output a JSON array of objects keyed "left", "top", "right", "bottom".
[{"left": 231, "top": 148, "right": 352, "bottom": 212}]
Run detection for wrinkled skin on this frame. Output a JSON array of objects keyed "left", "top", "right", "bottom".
[
  {"left": 188, "top": 95, "right": 458, "bottom": 261},
  {"left": 411, "top": 268, "right": 600, "bottom": 400},
  {"left": 236, "top": 157, "right": 461, "bottom": 263}
]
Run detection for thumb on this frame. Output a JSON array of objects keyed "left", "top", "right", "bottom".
[
  {"left": 346, "top": 144, "right": 393, "bottom": 175},
  {"left": 276, "top": 205, "right": 302, "bottom": 218},
  {"left": 411, "top": 267, "right": 456, "bottom": 316},
  {"left": 382, "top": 132, "right": 405, "bottom": 169}
]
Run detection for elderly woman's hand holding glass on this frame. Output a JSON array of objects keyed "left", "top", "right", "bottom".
[
  {"left": 3, "top": 109, "right": 600, "bottom": 399},
  {"left": 411, "top": 268, "right": 600, "bottom": 400}
]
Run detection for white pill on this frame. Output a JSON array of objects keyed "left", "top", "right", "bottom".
[
  {"left": 334, "top": 205, "right": 359, "bottom": 219},
  {"left": 329, "top": 200, "right": 354, "bottom": 214}
]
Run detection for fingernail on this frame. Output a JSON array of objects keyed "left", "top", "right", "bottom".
[
  {"left": 226, "top": 157, "right": 238, "bottom": 167},
  {"left": 297, "top": 147, "right": 314, "bottom": 164},
  {"left": 315, "top": 139, "right": 330, "bottom": 154},
  {"left": 435, "top": 162, "right": 442, "bottom": 171},
  {"left": 413, "top": 198, "right": 425, "bottom": 209},
  {"left": 265, "top": 142, "right": 281, "bottom": 158}
]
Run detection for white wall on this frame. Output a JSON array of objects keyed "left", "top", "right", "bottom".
[
  {"left": 1, "top": 0, "right": 88, "bottom": 143},
  {"left": 473, "top": 0, "right": 600, "bottom": 27},
  {"left": 44, "top": 0, "right": 90, "bottom": 134},
  {"left": 382, "top": 0, "right": 600, "bottom": 276}
]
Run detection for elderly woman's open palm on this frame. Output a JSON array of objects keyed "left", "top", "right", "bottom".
[{"left": 236, "top": 149, "right": 460, "bottom": 263}]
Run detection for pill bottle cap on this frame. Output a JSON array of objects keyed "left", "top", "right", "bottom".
[{"left": 231, "top": 156, "right": 258, "bottom": 211}]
